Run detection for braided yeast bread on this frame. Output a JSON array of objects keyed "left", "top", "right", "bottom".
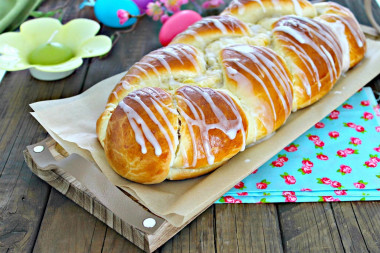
[{"left": 97, "top": 0, "right": 366, "bottom": 184}]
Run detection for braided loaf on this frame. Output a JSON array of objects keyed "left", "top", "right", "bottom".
[{"left": 97, "top": 0, "right": 367, "bottom": 184}]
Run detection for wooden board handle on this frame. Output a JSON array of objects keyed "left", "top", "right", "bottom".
[{"left": 26, "top": 139, "right": 166, "bottom": 235}]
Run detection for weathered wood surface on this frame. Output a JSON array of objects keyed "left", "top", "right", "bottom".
[{"left": 1, "top": 0, "right": 380, "bottom": 252}]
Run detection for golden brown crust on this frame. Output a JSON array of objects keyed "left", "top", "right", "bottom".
[
  {"left": 104, "top": 87, "right": 179, "bottom": 184},
  {"left": 220, "top": 45, "right": 293, "bottom": 142},
  {"left": 221, "top": 0, "right": 316, "bottom": 23},
  {"left": 96, "top": 44, "right": 205, "bottom": 146},
  {"left": 97, "top": 1, "right": 367, "bottom": 183},
  {"left": 173, "top": 86, "right": 248, "bottom": 170},
  {"left": 315, "top": 2, "right": 367, "bottom": 69},
  {"left": 272, "top": 16, "right": 343, "bottom": 110},
  {"left": 170, "top": 15, "right": 251, "bottom": 50}
]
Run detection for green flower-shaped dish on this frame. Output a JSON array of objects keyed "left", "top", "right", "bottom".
[{"left": 0, "top": 17, "right": 112, "bottom": 81}]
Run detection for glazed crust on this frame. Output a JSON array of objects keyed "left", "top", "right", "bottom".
[
  {"left": 104, "top": 87, "right": 179, "bottom": 184},
  {"left": 272, "top": 16, "right": 343, "bottom": 109},
  {"left": 314, "top": 2, "right": 367, "bottom": 69},
  {"left": 97, "top": 0, "right": 367, "bottom": 184}
]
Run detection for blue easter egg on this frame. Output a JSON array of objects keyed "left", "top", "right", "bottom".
[{"left": 94, "top": 0, "right": 140, "bottom": 28}]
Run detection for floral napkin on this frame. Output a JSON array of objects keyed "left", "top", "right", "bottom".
[{"left": 218, "top": 87, "right": 380, "bottom": 204}]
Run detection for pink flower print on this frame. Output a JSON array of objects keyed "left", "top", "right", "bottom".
[
  {"left": 349, "top": 137, "right": 362, "bottom": 146},
  {"left": 300, "top": 188, "right": 312, "bottom": 191},
  {"left": 285, "top": 195, "right": 297, "bottom": 202},
  {"left": 315, "top": 122, "right": 325, "bottom": 128},
  {"left": 320, "top": 196, "right": 335, "bottom": 202},
  {"left": 282, "top": 191, "right": 296, "bottom": 196},
  {"left": 271, "top": 160, "right": 284, "bottom": 167},
  {"left": 251, "top": 169, "right": 258, "bottom": 174},
  {"left": 374, "top": 105, "right": 380, "bottom": 116},
  {"left": 369, "top": 156, "right": 380, "bottom": 163},
  {"left": 117, "top": 9, "right": 130, "bottom": 25},
  {"left": 316, "top": 153, "right": 329, "bottom": 160},
  {"left": 345, "top": 148, "right": 358, "bottom": 155},
  {"left": 317, "top": 177, "right": 332, "bottom": 185},
  {"left": 234, "top": 181, "right": 246, "bottom": 190},
  {"left": 302, "top": 159, "right": 314, "bottom": 167},
  {"left": 364, "top": 155, "right": 379, "bottom": 168},
  {"left": 331, "top": 181, "right": 342, "bottom": 189},
  {"left": 327, "top": 110, "right": 340, "bottom": 120},
  {"left": 355, "top": 125, "right": 366, "bottom": 133},
  {"left": 376, "top": 126, "right": 380, "bottom": 132},
  {"left": 329, "top": 131, "right": 340, "bottom": 139},
  {"left": 234, "top": 199, "right": 242, "bottom": 203},
  {"left": 361, "top": 100, "right": 370, "bottom": 106},
  {"left": 256, "top": 179, "right": 270, "bottom": 190},
  {"left": 307, "top": 134, "right": 320, "bottom": 141},
  {"left": 365, "top": 160, "right": 377, "bottom": 168},
  {"left": 362, "top": 112, "right": 374, "bottom": 121},
  {"left": 342, "top": 103, "right": 353, "bottom": 109},
  {"left": 284, "top": 143, "right": 299, "bottom": 152},
  {"left": 298, "top": 166, "right": 312, "bottom": 175},
  {"left": 277, "top": 154, "right": 289, "bottom": 163},
  {"left": 314, "top": 140, "right": 325, "bottom": 149},
  {"left": 220, "top": 196, "right": 235, "bottom": 203},
  {"left": 374, "top": 146, "right": 380, "bottom": 152},
  {"left": 280, "top": 172, "right": 296, "bottom": 185},
  {"left": 338, "top": 165, "right": 352, "bottom": 175},
  {"left": 334, "top": 190, "right": 347, "bottom": 195},
  {"left": 354, "top": 180, "right": 367, "bottom": 189},
  {"left": 257, "top": 198, "right": 267, "bottom": 204},
  {"left": 237, "top": 192, "right": 248, "bottom": 196},
  {"left": 344, "top": 122, "right": 356, "bottom": 128},
  {"left": 337, "top": 150, "right": 347, "bottom": 158}
]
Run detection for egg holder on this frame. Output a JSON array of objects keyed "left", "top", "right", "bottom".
[{"left": 0, "top": 18, "right": 112, "bottom": 81}]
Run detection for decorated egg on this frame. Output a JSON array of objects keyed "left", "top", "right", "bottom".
[
  {"left": 159, "top": 10, "right": 202, "bottom": 46},
  {"left": 81, "top": 0, "right": 140, "bottom": 28}
]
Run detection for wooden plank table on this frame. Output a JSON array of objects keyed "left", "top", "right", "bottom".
[{"left": 1, "top": 0, "right": 379, "bottom": 252}]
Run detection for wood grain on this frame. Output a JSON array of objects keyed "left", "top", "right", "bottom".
[
  {"left": 0, "top": 0, "right": 94, "bottom": 252},
  {"left": 277, "top": 203, "right": 344, "bottom": 253},
  {"left": 215, "top": 204, "right": 283, "bottom": 253}
]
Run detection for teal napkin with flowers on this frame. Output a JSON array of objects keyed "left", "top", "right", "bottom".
[{"left": 218, "top": 87, "right": 380, "bottom": 203}]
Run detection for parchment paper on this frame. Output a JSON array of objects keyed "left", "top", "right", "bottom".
[{"left": 30, "top": 39, "right": 380, "bottom": 227}]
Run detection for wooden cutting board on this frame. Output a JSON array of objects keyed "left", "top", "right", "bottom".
[{"left": 23, "top": 137, "right": 212, "bottom": 252}]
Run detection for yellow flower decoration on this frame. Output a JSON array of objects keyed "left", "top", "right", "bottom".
[{"left": 0, "top": 18, "right": 112, "bottom": 79}]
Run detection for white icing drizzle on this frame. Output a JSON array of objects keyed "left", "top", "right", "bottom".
[
  {"left": 291, "top": 0, "right": 303, "bottom": 16},
  {"left": 147, "top": 54, "right": 174, "bottom": 79},
  {"left": 328, "top": 13, "right": 364, "bottom": 48},
  {"left": 177, "top": 86, "right": 246, "bottom": 166},
  {"left": 175, "top": 45, "right": 201, "bottom": 73},
  {"left": 119, "top": 89, "right": 178, "bottom": 157},
  {"left": 224, "top": 45, "right": 292, "bottom": 124},
  {"left": 161, "top": 47, "right": 184, "bottom": 64},
  {"left": 136, "top": 62, "right": 163, "bottom": 85},
  {"left": 252, "top": 0, "right": 266, "bottom": 12},
  {"left": 208, "top": 18, "right": 229, "bottom": 34},
  {"left": 119, "top": 100, "right": 162, "bottom": 156},
  {"left": 273, "top": 16, "right": 343, "bottom": 95},
  {"left": 317, "top": 18, "right": 350, "bottom": 72}
]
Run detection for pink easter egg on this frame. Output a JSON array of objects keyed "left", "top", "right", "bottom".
[{"left": 159, "top": 10, "right": 202, "bottom": 46}]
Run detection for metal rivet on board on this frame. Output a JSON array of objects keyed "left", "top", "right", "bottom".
[
  {"left": 33, "top": 145, "right": 44, "bottom": 153},
  {"left": 143, "top": 218, "right": 156, "bottom": 228}
]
